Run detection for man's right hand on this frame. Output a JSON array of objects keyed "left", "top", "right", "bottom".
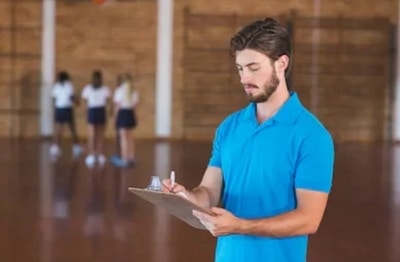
[{"left": 162, "top": 178, "right": 190, "bottom": 200}]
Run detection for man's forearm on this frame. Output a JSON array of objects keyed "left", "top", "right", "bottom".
[
  {"left": 237, "top": 210, "right": 320, "bottom": 237},
  {"left": 189, "top": 186, "right": 217, "bottom": 209}
]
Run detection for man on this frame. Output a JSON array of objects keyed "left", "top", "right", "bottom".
[{"left": 163, "top": 17, "right": 335, "bottom": 262}]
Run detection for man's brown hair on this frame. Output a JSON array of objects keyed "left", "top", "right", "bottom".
[{"left": 230, "top": 17, "right": 292, "bottom": 76}]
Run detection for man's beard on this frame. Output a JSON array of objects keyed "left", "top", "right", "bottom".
[{"left": 246, "top": 71, "right": 280, "bottom": 103}]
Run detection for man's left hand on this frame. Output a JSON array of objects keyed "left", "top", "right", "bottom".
[{"left": 193, "top": 207, "right": 242, "bottom": 237}]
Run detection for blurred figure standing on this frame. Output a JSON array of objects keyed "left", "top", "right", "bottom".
[
  {"left": 50, "top": 70, "right": 83, "bottom": 158},
  {"left": 111, "top": 73, "right": 139, "bottom": 167},
  {"left": 82, "top": 70, "right": 111, "bottom": 167}
]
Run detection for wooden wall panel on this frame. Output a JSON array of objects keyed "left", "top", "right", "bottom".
[
  {"left": 182, "top": 9, "right": 392, "bottom": 142},
  {"left": 22, "top": 115, "right": 40, "bottom": 138},
  {"left": 0, "top": 115, "right": 11, "bottom": 137},
  {"left": 292, "top": 15, "right": 391, "bottom": 142},
  {"left": 0, "top": 0, "right": 41, "bottom": 138},
  {"left": 182, "top": 10, "right": 255, "bottom": 140}
]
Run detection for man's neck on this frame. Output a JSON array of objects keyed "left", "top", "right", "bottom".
[{"left": 256, "top": 87, "right": 290, "bottom": 124}]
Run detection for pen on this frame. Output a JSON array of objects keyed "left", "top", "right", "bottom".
[
  {"left": 169, "top": 170, "right": 188, "bottom": 199},
  {"left": 170, "top": 170, "right": 175, "bottom": 191}
]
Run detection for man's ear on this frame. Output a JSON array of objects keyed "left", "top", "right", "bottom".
[{"left": 275, "top": 55, "right": 289, "bottom": 74}]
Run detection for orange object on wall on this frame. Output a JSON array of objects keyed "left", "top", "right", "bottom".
[{"left": 92, "top": 0, "right": 106, "bottom": 5}]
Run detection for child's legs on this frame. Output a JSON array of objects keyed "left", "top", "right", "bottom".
[
  {"left": 115, "top": 127, "right": 121, "bottom": 155},
  {"left": 95, "top": 124, "right": 106, "bottom": 156},
  {"left": 87, "top": 125, "right": 95, "bottom": 155},
  {"left": 126, "top": 129, "right": 135, "bottom": 160},
  {"left": 88, "top": 106, "right": 106, "bottom": 156},
  {"left": 119, "top": 128, "right": 135, "bottom": 161},
  {"left": 119, "top": 128, "right": 128, "bottom": 160},
  {"left": 53, "top": 123, "right": 63, "bottom": 145},
  {"left": 68, "top": 116, "right": 80, "bottom": 144}
]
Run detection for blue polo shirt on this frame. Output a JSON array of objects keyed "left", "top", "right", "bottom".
[{"left": 208, "top": 92, "right": 335, "bottom": 262}]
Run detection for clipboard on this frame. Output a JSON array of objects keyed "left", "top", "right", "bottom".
[{"left": 128, "top": 187, "right": 214, "bottom": 230}]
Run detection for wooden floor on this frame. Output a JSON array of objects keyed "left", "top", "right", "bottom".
[{"left": 0, "top": 139, "right": 399, "bottom": 262}]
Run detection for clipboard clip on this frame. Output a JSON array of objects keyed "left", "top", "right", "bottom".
[{"left": 145, "top": 176, "right": 163, "bottom": 192}]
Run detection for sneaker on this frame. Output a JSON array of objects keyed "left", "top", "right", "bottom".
[
  {"left": 85, "top": 154, "right": 96, "bottom": 167},
  {"left": 97, "top": 155, "right": 107, "bottom": 165},
  {"left": 72, "top": 144, "right": 84, "bottom": 157},
  {"left": 49, "top": 144, "right": 61, "bottom": 156},
  {"left": 112, "top": 157, "right": 134, "bottom": 168},
  {"left": 110, "top": 154, "right": 120, "bottom": 163}
]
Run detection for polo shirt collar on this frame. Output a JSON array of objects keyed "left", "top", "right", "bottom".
[{"left": 243, "top": 91, "right": 302, "bottom": 125}]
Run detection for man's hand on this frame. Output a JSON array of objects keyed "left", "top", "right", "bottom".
[
  {"left": 193, "top": 207, "right": 242, "bottom": 237},
  {"left": 161, "top": 178, "right": 190, "bottom": 199}
]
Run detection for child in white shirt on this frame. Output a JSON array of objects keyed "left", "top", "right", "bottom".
[
  {"left": 50, "top": 71, "right": 83, "bottom": 158},
  {"left": 81, "top": 70, "right": 111, "bottom": 166},
  {"left": 111, "top": 73, "right": 139, "bottom": 167}
]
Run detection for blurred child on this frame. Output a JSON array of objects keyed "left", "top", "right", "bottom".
[
  {"left": 111, "top": 73, "right": 139, "bottom": 167},
  {"left": 81, "top": 70, "right": 111, "bottom": 166},
  {"left": 49, "top": 71, "right": 83, "bottom": 158}
]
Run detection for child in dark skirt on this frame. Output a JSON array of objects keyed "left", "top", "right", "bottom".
[
  {"left": 111, "top": 73, "right": 139, "bottom": 167},
  {"left": 50, "top": 71, "right": 83, "bottom": 158},
  {"left": 81, "top": 70, "right": 111, "bottom": 167}
]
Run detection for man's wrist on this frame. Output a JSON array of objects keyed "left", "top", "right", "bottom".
[{"left": 235, "top": 218, "right": 249, "bottom": 234}]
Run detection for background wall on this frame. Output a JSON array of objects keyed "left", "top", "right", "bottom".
[
  {"left": 0, "top": 0, "right": 397, "bottom": 142},
  {"left": 0, "top": 0, "right": 42, "bottom": 137},
  {"left": 174, "top": 0, "right": 397, "bottom": 141}
]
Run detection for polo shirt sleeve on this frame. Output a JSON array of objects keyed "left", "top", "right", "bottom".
[
  {"left": 208, "top": 124, "right": 223, "bottom": 168},
  {"left": 295, "top": 128, "right": 335, "bottom": 193}
]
